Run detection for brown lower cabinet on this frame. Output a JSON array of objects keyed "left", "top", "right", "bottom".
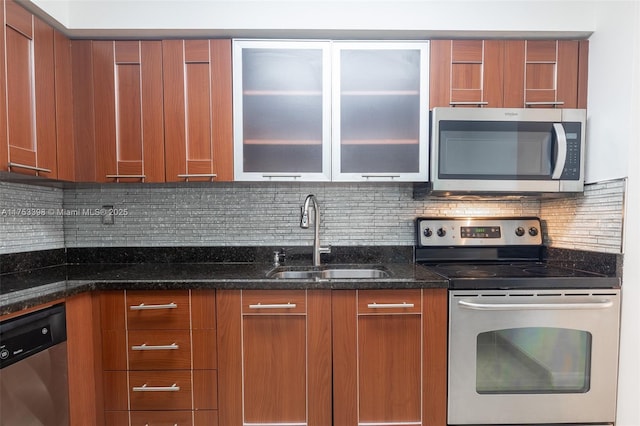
[
  {"left": 217, "top": 289, "right": 333, "bottom": 425},
  {"left": 333, "top": 289, "right": 448, "bottom": 426},
  {"left": 100, "top": 289, "right": 218, "bottom": 426},
  {"left": 216, "top": 288, "right": 447, "bottom": 426}
]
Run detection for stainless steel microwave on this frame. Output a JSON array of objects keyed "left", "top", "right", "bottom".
[{"left": 430, "top": 107, "right": 586, "bottom": 194}]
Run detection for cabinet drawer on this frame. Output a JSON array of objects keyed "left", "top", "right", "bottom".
[
  {"left": 128, "top": 330, "right": 192, "bottom": 370},
  {"left": 242, "top": 290, "right": 306, "bottom": 314},
  {"left": 127, "top": 291, "right": 190, "bottom": 329},
  {"left": 129, "top": 371, "right": 192, "bottom": 410},
  {"left": 357, "top": 289, "right": 422, "bottom": 314},
  {"left": 130, "top": 410, "right": 193, "bottom": 426}
]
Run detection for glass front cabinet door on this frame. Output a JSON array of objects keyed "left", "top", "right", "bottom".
[
  {"left": 233, "top": 40, "right": 429, "bottom": 182},
  {"left": 332, "top": 42, "right": 429, "bottom": 181},
  {"left": 233, "top": 40, "right": 332, "bottom": 181}
]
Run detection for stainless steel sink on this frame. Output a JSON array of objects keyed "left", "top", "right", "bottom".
[{"left": 267, "top": 266, "right": 390, "bottom": 280}]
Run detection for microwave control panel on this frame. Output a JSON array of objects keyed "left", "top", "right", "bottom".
[{"left": 560, "top": 122, "right": 582, "bottom": 180}]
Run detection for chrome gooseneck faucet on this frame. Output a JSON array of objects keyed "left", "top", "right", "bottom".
[{"left": 300, "top": 194, "right": 331, "bottom": 266}]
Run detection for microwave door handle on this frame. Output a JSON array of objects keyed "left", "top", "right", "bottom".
[{"left": 551, "top": 123, "right": 567, "bottom": 179}]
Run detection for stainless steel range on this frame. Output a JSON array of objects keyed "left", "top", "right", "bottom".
[{"left": 415, "top": 217, "right": 621, "bottom": 426}]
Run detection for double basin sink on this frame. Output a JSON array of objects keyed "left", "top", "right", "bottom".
[{"left": 267, "top": 265, "right": 390, "bottom": 280}]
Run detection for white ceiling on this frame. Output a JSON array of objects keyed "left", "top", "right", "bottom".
[{"left": 23, "top": 0, "right": 596, "bottom": 39}]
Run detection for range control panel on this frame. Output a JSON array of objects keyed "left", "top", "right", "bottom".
[{"left": 416, "top": 217, "right": 543, "bottom": 247}]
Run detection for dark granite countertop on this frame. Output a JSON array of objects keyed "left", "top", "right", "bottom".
[
  {"left": 1, "top": 245, "right": 622, "bottom": 316},
  {"left": 0, "top": 261, "right": 448, "bottom": 315}
]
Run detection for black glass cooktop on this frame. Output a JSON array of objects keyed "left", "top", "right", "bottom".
[{"left": 419, "top": 262, "right": 619, "bottom": 290}]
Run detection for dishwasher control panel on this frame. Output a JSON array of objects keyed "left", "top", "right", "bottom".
[{"left": 0, "top": 304, "right": 66, "bottom": 369}]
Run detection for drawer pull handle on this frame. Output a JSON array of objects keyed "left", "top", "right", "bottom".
[
  {"left": 131, "top": 343, "right": 179, "bottom": 351},
  {"left": 249, "top": 302, "right": 297, "bottom": 309},
  {"left": 132, "top": 383, "right": 180, "bottom": 392},
  {"left": 368, "top": 302, "right": 415, "bottom": 309},
  {"left": 130, "top": 302, "right": 178, "bottom": 311}
]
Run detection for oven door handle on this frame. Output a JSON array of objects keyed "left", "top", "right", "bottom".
[{"left": 458, "top": 299, "right": 614, "bottom": 311}]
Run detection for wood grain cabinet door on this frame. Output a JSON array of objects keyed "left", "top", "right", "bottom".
[
  {"left": 431, "top": 39, "right": 588, "bottom": 110},
  {"left": 333, "top": 288, "right": 448, "bottom": 426},
  {"left": 430, "top": 39, "right": 504, "bottom": 109},
  {"left": 503, "top": 39, "right": 588, "bottom": 109},
  {"left": 217, "top": 289, "right": 332, "bottom": 426},
  {"left": 4, "top": 1, "right": 57, "bottom": 178},
  {"left": 92, "top": 40, "right": 165, "bottom": 183},
  {"left": 162, "top": 39, "right": 233, "bottom": 182},
  {"left": 0, "top": 0, "right": 7, "bottom": 172}
]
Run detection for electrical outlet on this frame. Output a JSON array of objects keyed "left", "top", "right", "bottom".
[{"left": 101, "top": 205, "right": 115, "bottom": 225}]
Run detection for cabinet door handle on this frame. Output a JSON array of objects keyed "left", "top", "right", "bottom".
[
  {"left": 131, "top": 343, "right": 179, "bottom": 351},
  {"left": 524, "top": 101, "right": 565, "bottom": 107},
  {"left": 261, "top": 174, "right": 302, "bottom": 180},
  {"left": 367, "top": 302, "right": 414, "bottom": 309},
  {"left": 361, "top": 174, "right": 401, "bottom": 180},
  {"left": 449, "top": 101, "right": 488, "bottom": 106},
  {"left": 7, "top": 162, "right": 52, "bottom": 174},
  {"left": 249, "top": 302, "right": 297, "bottom": 309},
  {"left": 177, "top": 173, "right": 217, "bottom": 181},
  {"left": 106, "top": 174, "right": 146, "bottom": 181},
  {"left": 132, "top": 383, "right": 180, "bottom": 392},
  {"left": 130, "top": 302, "right": 178, "bottom": 311}
]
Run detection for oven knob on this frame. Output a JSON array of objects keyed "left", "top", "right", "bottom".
[
  {"left": 515, "top": 227, "right": 525, "bottom": 237},
  {"left": 437, "top": 228, "right": 446, "bottom": 237},
  {"left": 529, "top": 227, "right": 539, "bottom": 237},
  {"left": 423, "top": 228, "right": 433, "bottom": 238}
]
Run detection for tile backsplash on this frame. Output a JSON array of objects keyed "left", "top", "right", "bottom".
[
  {"left": 540, "top": 179, "right": 625, "bottom": 254},
  {"left": 0, "top": 182, "right": 65, "bottom": 254},
  {"left": 0, "top": 179, "right": 625, "bottom": 255},
  {"left": 61, "top": 183, "right": 539, "bottom": 248}
]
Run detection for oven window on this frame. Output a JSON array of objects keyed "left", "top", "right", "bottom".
[{"left": 476, "top": 327, "right": 592, "bottom": 394}]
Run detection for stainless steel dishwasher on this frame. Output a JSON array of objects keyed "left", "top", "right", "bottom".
[{"left": 0, "top": 304, "right": 69, "bottom": 426}]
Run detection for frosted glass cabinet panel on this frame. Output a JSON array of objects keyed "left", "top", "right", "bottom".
[
  {"left": 333, "top": 42, "right": 429, "bottom": 181},
  {"left": 233, "top": 40, "right": 332, "bottom": 181},
  {"left": 233, "top": 40, "right": 429, "bottom": 182}
]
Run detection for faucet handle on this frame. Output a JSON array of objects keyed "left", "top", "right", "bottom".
[
  {"left": 300, "top": 207, "right": 310, "bottom": 228},
  {"left": 273, "top": 249, "right": 286, "bottom": 267}
]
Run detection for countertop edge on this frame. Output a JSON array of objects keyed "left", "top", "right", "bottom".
[{"left": 1, "top": 275, "right": 448, "bottom": 316}]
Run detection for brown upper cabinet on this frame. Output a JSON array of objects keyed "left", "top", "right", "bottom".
[
  {"left": 71, "top": 38, "right": 233, "bottom": 183},
  {"left": 162, "top": 39, "right": 233, "bottom": 182},
  {"left": 1, "top": 0, "right": 75, "bottom": 180},
  {"left": 92, "top": 40, "right": 165, "bottom": 183},
  {"left": 430, "top": 39, "right": 588, "bottom": 109}
]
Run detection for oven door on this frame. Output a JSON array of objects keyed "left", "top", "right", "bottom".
[{"left": 448, "top": 289, "right": 620, "bottom": 425}]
